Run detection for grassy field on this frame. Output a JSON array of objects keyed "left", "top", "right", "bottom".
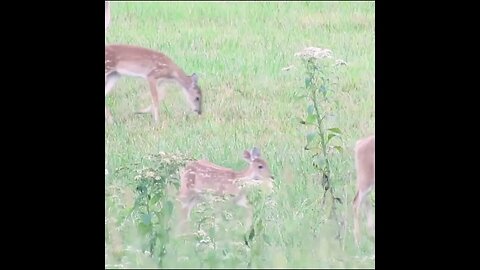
[{"left": 105, "top": 1, "right": 375, "bottom": 268}]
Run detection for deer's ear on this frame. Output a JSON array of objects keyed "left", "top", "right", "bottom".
[
  {"left": 191, "top": 73, "right": 199, "bottom": 85},
  {"left": 251, "top": 147, "right": 261, "bottom": 159},
  {"left": 243, "top": 150, "right": 252, "bottom": 162}
]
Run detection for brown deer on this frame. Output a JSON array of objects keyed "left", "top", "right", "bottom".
[
  {"left": 352, "top": 135, "right": 375, "bottom": 246},
  {"left": 105, "top": 1, "right": 110, "bottom": 34},
  {"left": 105, "top": 44, "right": 203, "bottom": 123},
  {"left": 178, "top": 147, "right": 274, "bottom": 232}
]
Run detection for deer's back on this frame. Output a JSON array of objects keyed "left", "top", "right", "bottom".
[
  {"left": 180, "top": 160, "right": 240, "bottom": 196},
  {"left": 105, "top": 45, "right": 178, "bottom": 78}
]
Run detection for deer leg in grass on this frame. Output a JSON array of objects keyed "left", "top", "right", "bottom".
[
  {"left": 233, "top": 191, "right": 256, "bottom": 246},
  {"left": 366, "top": 198, "right": 375, "bottom": 237},
  {"left": 233, "top": 191, "right": 253, "bottom": 230},
  {"left": 136, "top": 80, "right": 167, "bottom": 114},
  {"left": 353, "top": 190, "right": 364, "bottom": 247},
  {"left": 179, "top": 193, "right": 201, "bottom": 233},
  {"left": 105, "top": 73, "right": 120, "bottom": 123},
  {"left": 147, "top": 77, "right": 160, "bottom": 123}
]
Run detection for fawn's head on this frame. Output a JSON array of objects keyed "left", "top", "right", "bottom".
[
  {"left": 185, "top": 73, "right": 202, "bottom": 115},
  {"left": 242, "top": 147, "right": 274, "bottom": 182}
]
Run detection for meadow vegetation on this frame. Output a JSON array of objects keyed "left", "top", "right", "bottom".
[{"left": 105, "top": 1, "right": 375, "bottom": 268}]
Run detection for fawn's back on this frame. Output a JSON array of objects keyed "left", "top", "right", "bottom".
[
  {"left": 105, "top": 45, "right": 180, "bottom": 79},
  {"left": 180, "top": 160, "right": 242, "bottom": 196},
  {"left": 179, "top": 148, "right": 274, "bottom": 198}
]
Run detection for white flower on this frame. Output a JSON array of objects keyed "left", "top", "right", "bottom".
[
  {"left": 295, "top": 47, "right": 333, "bottom": 60},
  {"left": 335, "top": 59, "right": 348, "bottom": 66}
]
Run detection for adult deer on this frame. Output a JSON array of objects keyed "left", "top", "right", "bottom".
[
  {"left": 105, "top": 44, "right": 203, "bottom": 123},
  {"left": 178, "top": 147, "right": 274, "bottom": 232},
  {"left": 105, "top": 1, "right": 110, "bottom": 34},
  {"left": 352, "top": 135, "right": 375, "bottom": 246}
]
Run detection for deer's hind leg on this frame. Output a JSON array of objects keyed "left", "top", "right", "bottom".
[{"left": 105, "top": 72, "right": 120, "bottom": 124}]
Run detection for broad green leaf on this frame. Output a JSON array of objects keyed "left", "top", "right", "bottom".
[
  {"left": 138, "top": 222, "right": 152, "bottom": 236},
  {"left": 305, "top": 114, "right": 316, "bottom": 125},
  {"left": 141, "top": 213, "right": 152, "bottom": 225},
  {"left": 306, "top": 132, "right": 318, "bottom": 145},
  {"left": 307, "top": 104, "right": 314, "bottom": 115},
  {"left": 333, "top": 146, "right": 344, "bottom": 153},
  {"left": 319, "top": 85, "right": 327, "bottom": 96},
  {"left": 327, "top": 133, "right": 337, "bottom": 143},
  {"left": 327, "top": 127, "right": 343, "bottom": 135},
  {"left": 294, "top": 94, "right": 307, "bottom": 100},
  {"left": 263, "top": 234, "right": 272, "bottom": 245},
  {"left": 305, "top": 77, "right": 312, "bottom": 88},
  {"left": 164, "top": 200, "right": 173, "bottom": 216}
]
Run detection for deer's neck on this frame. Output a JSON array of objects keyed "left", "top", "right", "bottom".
[
  {"left": 233, "top": 167, "right": 252, "bottom": 181},
  {"left": 171, "top": 67, "right": 192, "bottom": 91}
]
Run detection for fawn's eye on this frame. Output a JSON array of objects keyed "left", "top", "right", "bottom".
[
  {"left": 258, "top": 165, "right": 263, "bottom": 169},
  {"left": 195, "top": 97, "right": 200, "bottom": 101}
]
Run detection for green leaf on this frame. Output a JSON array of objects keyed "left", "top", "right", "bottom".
[
  {"left": 305, "top": 114, "right": 316, "bottom": 125},
  {"left": 333, "top": 145, "right": 344, "bottom": 153},
  {"left": 136, "top": 183, "right": 148, "bottom": 194},
  {"left": 138, "top": 222, "right": 152, "bottom": 236},
  {"left": 150, "top": 192, "right": 162, "bottom": 205},
  {"left": 305, "top": 77, "right": 312, "bottom": 88},
  {"left": 306, "top": 132, "right": 318, "bottom": 145},
  {"left": 328, "top": 127, "right": 343, "bottom": 135},
  {"left": 141, "top": 213, "right": 152, "bottom": 225},
  {"left": 313, "top": 155, "right": 326, "bottom": 168},
  {"left": 294, "top": 94, "right": 307, "bottom": 100},
  {"left": 263, "top": 234, "right": 272, "bottom": 245},
  {"left": 319, "top": 85, "right": 327, "bottom": 96},
  {"left": 307, "top": 104, "right": 314, "bottom": 115},
  {"left": 327, "top": 133, "right": 337, "bottom": 143},
  {"left": 164, "top": 200, "right": 173, "bottom": 216}
]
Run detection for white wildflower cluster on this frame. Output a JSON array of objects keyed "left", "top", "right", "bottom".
[
  {"left": 335, "top": 59, "right": 348, "bottom": 66},
  {"left": 295, "top": 47, "right": 333, "bottom": 60},
  {"left": 222, "top": 210, "right": 233, "bottom": 221},
  {"left": 194, "top": 229, "right": 215, "bottom": 251},
  {"left": 295, "top": 47, "right": 348, "bottom": 66}
]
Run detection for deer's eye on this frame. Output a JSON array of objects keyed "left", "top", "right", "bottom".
[
  {"left": 258, "top": 165, "right": 263, "bottom": 169},
  {"left": 195, "top": 97, "right": 200, "bottom": 101}
]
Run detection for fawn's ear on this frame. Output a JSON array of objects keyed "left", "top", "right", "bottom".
[
  {"left": 243, "top": 150, "right": 252, "bottom": 162},
  {"left": 191, "top": 73, "right": 199, "bottom": 85},
  {"left": 251, "top": 147, "right": 261, "bottom": 160}
]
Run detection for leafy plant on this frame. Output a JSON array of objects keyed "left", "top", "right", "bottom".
[
  {"left": 115, "top": 151, "right": 195, "bottom": 266},
  {"left": 244, "top": 183, "right": 276, "bottom": 267},
  {"left": 296, "top": 47, "right": 347, "bottom": 237}
]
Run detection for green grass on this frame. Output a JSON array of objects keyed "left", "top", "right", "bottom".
[{"left": 105, "top": 1, "right": 375, "bottom": 268}]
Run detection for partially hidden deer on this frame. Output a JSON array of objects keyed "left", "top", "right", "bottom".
[
  {"left": 178, "top": 147, "right": 274, "bottom": 232},
  {"left": 105, "top": 44, "right": 203, "bottom": 124},
  {"left": 352, "top": 135, "right": 375, "bottom": 246},
  {"left": 105, "top": 1, "right": 110, "bottom": 34}
]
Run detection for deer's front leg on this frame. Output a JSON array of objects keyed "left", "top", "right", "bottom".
[
  {"left": 233, "top": 191, "right": 253, "bottom": 229},
  {"left": 137, "top": 79, "right": 166, "bottom": 116}
]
